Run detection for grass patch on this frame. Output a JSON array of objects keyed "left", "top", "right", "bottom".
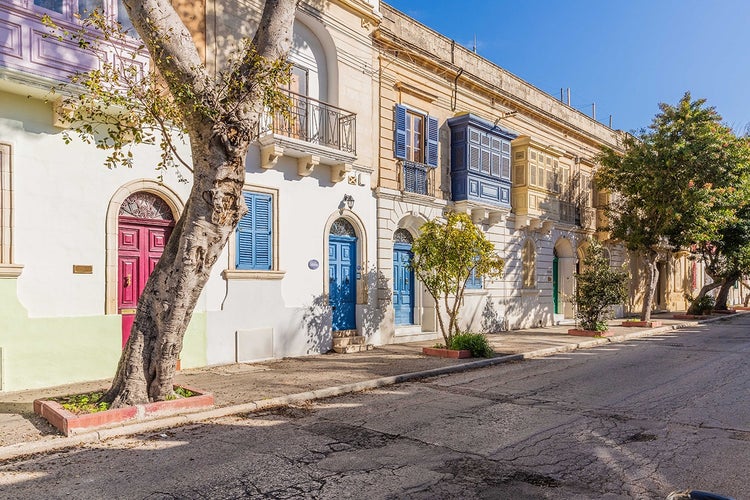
[{"left": 56, "top": 392, "right": 109, "bottom": 414}]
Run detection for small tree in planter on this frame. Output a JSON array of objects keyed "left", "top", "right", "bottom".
[
  {"left": 410, "top": 212, "right": 505, "bottom": 348},
  {"left": 572, "top": 240, "right": 628, "bottom": 332}
]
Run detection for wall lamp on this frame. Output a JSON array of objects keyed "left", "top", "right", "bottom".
[{"left": 343, "top": 194, "right": 355, "bottom": 210}]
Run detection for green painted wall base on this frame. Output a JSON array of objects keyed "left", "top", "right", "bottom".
[{"left": 0, "top": 279, "right": 207, "bottom": 392}]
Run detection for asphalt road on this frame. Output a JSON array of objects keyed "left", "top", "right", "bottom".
[{"left": 1, "top": 316, "right": 748, "bottom": 499}]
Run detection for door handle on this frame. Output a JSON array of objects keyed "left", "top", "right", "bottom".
[{"left": 123, "top": 275, "right": 132, "bottom": 287}]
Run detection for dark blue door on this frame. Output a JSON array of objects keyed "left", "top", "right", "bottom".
[
  {"left": 329, "top": 235, "right": 357, "bottom": 330},
  {"left": 393, "top": 243, "right": 414, "bottom": 325}
]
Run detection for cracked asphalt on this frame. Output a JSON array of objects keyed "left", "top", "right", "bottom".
[{"left": 0, "top": 317, "right": 748, "bottom": 499}]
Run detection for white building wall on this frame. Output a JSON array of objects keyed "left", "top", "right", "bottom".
[{"left": 0, "top": 90, "right": 194, "bottom": 319}]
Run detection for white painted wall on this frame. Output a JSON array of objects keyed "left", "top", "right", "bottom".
[{"left": 0, "top": 90, "right": 195, "bottom": 318}]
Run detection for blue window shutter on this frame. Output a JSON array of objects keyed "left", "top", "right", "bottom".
[
  {"left": 394, "top": 104, "right": 407, "bottom": 159},
  {"left": 236, "top": 192, "right": 273, "bottom": 270},
  {"left": 426, "top": 115, "right": 439, "bottom": 167},
  {"left": 253, "top": 193, "right": 273, "bottom": 270}
]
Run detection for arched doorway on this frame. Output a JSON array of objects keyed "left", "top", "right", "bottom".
[
  {"left": 554, "top": 238, "right": 576, "bottom": 319},
  {"left": 117, "top": 192, "right": 175, "bottom": 347},
  {"left": 328, "top": 218, "right": 357, "bottom": 331},
  {"left": 393, "top": 229, "right": 415, "bottom": 325}
]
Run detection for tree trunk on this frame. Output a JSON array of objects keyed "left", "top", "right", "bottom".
[
  {"left": 715, "top": 272, "right": 740, "bottom": 310},
  {"left": 640, "top": 250, "right": 659, "bottom": 322},
  {"left": 103, "top": 0, "right": 297, "bottom": 407},
  {"left": 687, "top": 281, "right": 722, "bottom": 314},
  {"left": 105, "top": 128, "right": 248, "bottom": 407}
]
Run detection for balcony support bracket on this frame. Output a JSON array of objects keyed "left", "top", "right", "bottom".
[
  {"left": 488, "top": 210, "right": 505, "bottom": 226},
  {"left": 297, "top": 155, "right": 320, "bottom": 177},
  {"left": 261, "top": 144, "right": 284, "bottom": 170},
  {"left": 331, "top": 163, "right": 352, "bottom": 183},
  {"left": 471, "top": 208, "right": 488, "bottom": 224}
]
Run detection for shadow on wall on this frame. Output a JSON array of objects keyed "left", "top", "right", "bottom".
[
  {"left": 361, "top": 266, "right": 391, "bottom": 338},
  {"left": 302, "top": 293, "right": 332, "bottom": 354},
  {"left": 481, "top": 297, "right": 508, "bottom": 333}
]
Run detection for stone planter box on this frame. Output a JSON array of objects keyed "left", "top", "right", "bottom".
[
  {"left": 621, "top": 320, "right": 663, "bottom": 328},
  {"left": 567, "top": 329, "right": 613, "bottom": 337},
  {"left": 422, "top": 347, "right": 472, "bottom": 359},
  {"left": 34, "top": 385, "right": 214, "bottom": 436},
  {"left": 672, "top": 314, "right": 711, "bottom": 320}
]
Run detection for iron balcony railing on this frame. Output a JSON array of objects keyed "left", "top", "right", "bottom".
[
  {"left": 399, "top": 160, "right": 435, "bottom": 196},
  {"left": 558, "top": 201, "right": 595, "bottom": 229},
  {"left": 559, "top": 200, "right": 576, "bottom": 224},
  {"left": 257, "top": 90, "right": 356, "bottom": 155}
]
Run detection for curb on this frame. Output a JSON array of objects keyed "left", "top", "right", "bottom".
[{"left": 0, "top": 314, "right": 733, "bottom": 462}]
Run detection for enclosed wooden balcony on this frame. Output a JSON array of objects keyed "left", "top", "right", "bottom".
[{"left": 0, "top": 1, "right": 147, "bottom": 98}]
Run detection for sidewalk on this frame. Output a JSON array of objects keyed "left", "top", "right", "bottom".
[{"left": 0, "top": 314, "right": 734, "bottom": 460}]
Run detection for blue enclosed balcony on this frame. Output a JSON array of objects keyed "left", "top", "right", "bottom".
[{"left": 447, "top": 113, "right": 517, "bottom": 209}]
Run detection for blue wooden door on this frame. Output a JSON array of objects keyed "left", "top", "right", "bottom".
[
  {"left": 329, "top": 236, "right": 357, "bottom": 330},
  {"left": 393, "top": 243, "right": 415, "bottom": 325}
]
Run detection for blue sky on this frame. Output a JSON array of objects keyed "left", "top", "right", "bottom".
[{"left": 384, "top": 1, "right": 750, "bottom": 134}]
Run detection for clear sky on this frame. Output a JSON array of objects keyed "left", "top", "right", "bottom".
[{"left": 384, "top": 1, "right": 750, "bottom": 134}]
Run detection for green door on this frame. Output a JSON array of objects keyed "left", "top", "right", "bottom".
[{"left": 553, "top": 256, "right": 559, "bottom": 314}]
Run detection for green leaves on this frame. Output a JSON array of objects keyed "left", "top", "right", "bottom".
[
  {"left": 573, "top": 240, "right": 628, "bottom": 331},
  {"left": 410, "top": 212, "right": 504, "bottom": 345},
  {"left": 597, "top": 92, "right": 750, "bottom": 252}
]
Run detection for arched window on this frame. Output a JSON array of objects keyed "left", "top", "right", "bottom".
[
  {"left": 522, "top": 239, "right": 536, "bottom": 289},
  {"left": 393, "top": 228, "right": 414, "bottom": 244},
  {"left": 331, "top": 218, "right": 356, "bottom": 237}
]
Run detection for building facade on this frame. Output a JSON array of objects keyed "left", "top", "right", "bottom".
[
  {"left": 372, "top": 4, "right": 628, "bottom": 340},
  {"left": 0, "top": 0, "right": 719, "bottom": 393},
  {"left": 0, "top": 0, "right": 382, "bottom": 391}
]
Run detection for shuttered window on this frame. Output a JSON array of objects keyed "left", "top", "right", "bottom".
[
  {"left": 394, "top": 104, "right": 439, "bottom": 167},
  {"left": 236, "top": 191, "right": 273, "bottom": 270}
]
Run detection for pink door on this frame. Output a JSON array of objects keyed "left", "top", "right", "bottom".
[{"left": 117, "top": 216, "right": 173, "bottom": 347}]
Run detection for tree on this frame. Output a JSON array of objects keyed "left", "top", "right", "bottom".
[
  {"left": 691, "top": 202, "right": 750, "bottom": 312},
  {"left": 47, "top": 0, "right": 298, "bottom": 407},
  {"left": 410, "top": 212, "right": 504, "bottom": 347},
  {"left": 572, "top": 240, "right": 628, "bottom": 331},
  {"left": 597, "top": 93, "right": 750, "bottom": 321}
]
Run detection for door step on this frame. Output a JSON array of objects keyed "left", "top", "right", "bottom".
[
  {"left": 332, "top": 334, "right": 372, "bottom": 353},
  {"left": 332, "top": 329, "right": 357, "bottom": 338}
]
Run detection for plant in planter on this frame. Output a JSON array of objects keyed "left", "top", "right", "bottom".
[
  {"left": 411, "top": 212, "right": 504, "bottom": 350},
  {"left": 689, "top": 294, "right": 715, "bottom": 316},
  {"left": 570, "top": 240, "right": 628, "bottom": 336},
  {"left": 449, "top": 332, "right": 494, "bottom": 358}
]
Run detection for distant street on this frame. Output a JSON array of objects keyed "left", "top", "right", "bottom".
[{"left": 1, "top": 316, "right": 749, "bottom": 499}]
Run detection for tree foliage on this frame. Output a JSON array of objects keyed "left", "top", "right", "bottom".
[
  {"left": 410, "top": 212, "right": 504, "bottom": 347},
  {"left": 596, "top": 92, "right": 750, "bottom": 320},
  {"left": 572, "top": 241, "right": 628, "bottom": 331}
]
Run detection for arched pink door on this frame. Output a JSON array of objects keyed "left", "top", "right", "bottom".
[{"left": 117, "top": 192, "right": 175, "bottom": 347}]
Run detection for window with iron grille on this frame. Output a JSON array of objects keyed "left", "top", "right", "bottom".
[{"left": 394, "top": 104, "right": 438, "bottom": 195}]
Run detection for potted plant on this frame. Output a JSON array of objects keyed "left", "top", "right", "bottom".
[{"left": 569, "top": 240, "right": 628, "bottom": 337}]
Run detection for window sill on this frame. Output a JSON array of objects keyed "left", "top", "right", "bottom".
[
  {"left": 0, "top": 264, "right": 24, "bottom": 279},
  {"left": 520, "top": 288, "right": 540, "bottom": 296},
  {"left": 463, "top": 288, "right": 487, "bottom": 296},
  {"left": 223, "top": 270, "right": 286, "bottom": 281}
]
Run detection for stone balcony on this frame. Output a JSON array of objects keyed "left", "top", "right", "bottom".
[{"left": 255, "top": 90, "right": 357, "bottom": 183}]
